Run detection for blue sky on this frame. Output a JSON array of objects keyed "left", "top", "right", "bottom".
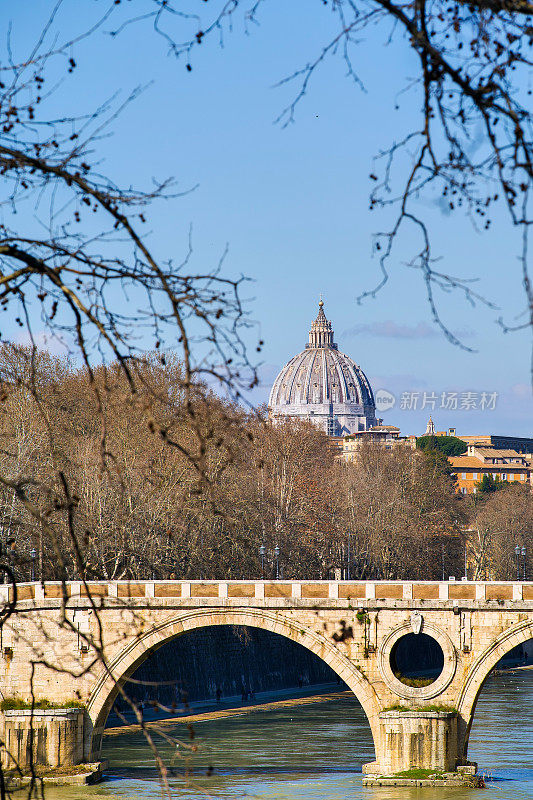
[{"left": 6, "top": 1, "right": 532, "bottom": 435}]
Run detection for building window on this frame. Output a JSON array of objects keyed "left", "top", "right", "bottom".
[
  {"left": 472, "top": 473, "right": 478, "bottom": 480},
  {"left": 327, "top": 417, "right": 338, "bottom": 436},
  {"left": 462, "top": 472, "right": 467, "bottom": 479}
]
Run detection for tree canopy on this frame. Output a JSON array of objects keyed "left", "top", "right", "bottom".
[
  {"left": 0, "top": 346, "right": 465, "bottom": 582},
  {"left": 416, "top": 434, "right": 468, "bottom": 456},
  {"left": 475, "top": 473, "right": 507, "bottom": 493}
]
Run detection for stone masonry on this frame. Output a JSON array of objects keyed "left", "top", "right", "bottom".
[{"left": 0, "top": 579, "right": 532, "bottom": 775}]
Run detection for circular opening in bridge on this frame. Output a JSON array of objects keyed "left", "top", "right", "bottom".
[{"left": 389, "top": 633, "right": 444, "bottom": 687}]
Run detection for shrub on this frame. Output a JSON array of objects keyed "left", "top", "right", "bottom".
[{"left": 0, "top": 698, "right": 84, "bottom": 711}]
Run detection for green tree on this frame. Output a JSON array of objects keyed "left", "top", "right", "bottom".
[
  {"left": 416, "top": 435, "right": 467, "bottom": 457},
  {"left": 475, "top": 474, "right": 506, "bottom": 494}
]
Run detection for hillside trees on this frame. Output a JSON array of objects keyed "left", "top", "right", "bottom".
[
  {"left": 467, "top": 484, "right": 533, "bottom": 579},
  {"left": 0, "top": 347, "right": 249, "bottom": 580},
  {"left": 417, "top": 435, "right": 468, "bottom": 457},
  {"left": 0, "top": 348, "right": 472, "bottom": 581},
  {"left": 238, "top": 420, "right": 345, "bottom": 579},
  {"left": 340, "top": 442, "right": 463, "bottom": 579}
]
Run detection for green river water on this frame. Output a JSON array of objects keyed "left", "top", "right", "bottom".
[{"left": 31, "top": 669, "right": 533, "bottom": 800}]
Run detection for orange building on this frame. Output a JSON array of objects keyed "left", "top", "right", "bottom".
[{"left": 449, "top": 446, "right": 531, "bottom": 494}]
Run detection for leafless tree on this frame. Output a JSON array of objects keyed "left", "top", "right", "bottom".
[
  {"left": 0, "top": 2, "right": 530, "bottom": 793},
  {"left": 142, "top": 0, "right": 532, "bottom": 363},
  {"left": 0, "top": 5, "right": 262, "bottom": 793},
  {"left": 0, "top": 0, "right": 265, "bottom": 564},
  {"left": 467, "top": 485, "right": 533, "bottom": 578}
]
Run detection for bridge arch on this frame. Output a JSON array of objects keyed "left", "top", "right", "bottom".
[
  {"left": 457, "top": 617, "right": 533, "bottom": 760},
  {"left": 86, "top": 608, "right": 381, "bottom": 760}
]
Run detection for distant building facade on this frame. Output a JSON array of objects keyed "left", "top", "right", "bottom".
[
  {"left": 268, "top": 301, "right": 379, "bottom": 436},
  {"left": 449, "top": 445, "right": 531, "bottom": 494},
  {"left": 459, "top": 434, "right": 533, "bottom": 455},
  {"left": 342, "top": 425, "right": 402, "bottom": 461}
]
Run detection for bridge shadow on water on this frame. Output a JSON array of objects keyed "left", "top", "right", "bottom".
[
  {"left": 104, "top": 765, "right": 361, "bottom": 781},
  {"left": 488, "top": 772, "right": 533, "bottom": 782},
  {"left": 102, "top": 692, "right": 375, "bottom": 790}
]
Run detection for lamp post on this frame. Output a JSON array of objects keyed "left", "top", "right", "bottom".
[
  {"left": 30, "top": 548, "right": 36, "bottom": 582},
  {"left": 0, "top": 536, "right": 6, "bottom": 585},
  {"left": 515, "top": 545, "right": 521, "bottom": 581},
  {"left": 274, "top": 545, "right": 280, "bottom": 579},
  {"left": 522, "top": 546, "right": 527, "bottom": 581},
  {"left": 259, "top": 545, "right": 266, "bottom": 579}
]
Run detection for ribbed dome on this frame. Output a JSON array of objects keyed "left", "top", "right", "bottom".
[
  {"left": 268, "top": 301, "right": 377, "bottom": 436},
  {"left": 269, "top": 346, "right": 375, "bottom": 407}
]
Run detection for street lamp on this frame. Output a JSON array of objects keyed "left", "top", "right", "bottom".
[
  {"left": 522, "top": 546, "right": 527, "bottom": 581},
  {"left": 259, "top": 544, "right": 266, "bottom": 579},
  {"left": 274, "top": 545, "right": 280, "bottom": 579},
  {"left": 515, "top": 545, "right": 521, "bottom": 581},
  {"left": 30, "top": 548, "right": 37, "bottom": 582}
]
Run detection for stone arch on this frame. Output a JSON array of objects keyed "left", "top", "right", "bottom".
[
  {"left": 457, "top": 617, "right": 533, "bottom": 760},
  {"left": 85, "top": 608, "right": 381, "bottom": 761}
]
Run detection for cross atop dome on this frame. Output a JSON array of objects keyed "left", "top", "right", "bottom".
[{"left": 307, "top": 299, "right": 337, "bottom": 349}]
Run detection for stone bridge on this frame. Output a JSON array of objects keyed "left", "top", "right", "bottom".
[{"left": 1, "top": 579, "right": 532, "bottom": 779}]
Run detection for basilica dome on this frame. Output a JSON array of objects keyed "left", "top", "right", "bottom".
[{"left": 268, "top": 301, "right": 378, "bottom": 436}]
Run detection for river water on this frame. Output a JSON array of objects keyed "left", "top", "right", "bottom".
[{"left": 36, "top": 669, "right": 533, "bottom": 800}]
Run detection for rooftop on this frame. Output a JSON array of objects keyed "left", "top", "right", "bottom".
[
  {"left": 371, "top": 425, "right": 401, "bottom": 432},
  {"left": 449, "top": 455, "right": 529, "bottom": 470},
  {"left": 471, "top": 447, "right": 525, "bottom": 459}
]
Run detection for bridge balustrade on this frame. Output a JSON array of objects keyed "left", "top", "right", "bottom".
[{"left": 1, "top": 579, "right": 531, "bottom": 603}]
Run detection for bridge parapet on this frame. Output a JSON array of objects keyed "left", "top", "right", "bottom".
[{"left": 3, "top": 580, "right": 533, "bottom": 608}]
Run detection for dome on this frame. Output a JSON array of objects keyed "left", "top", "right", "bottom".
[{"left": 268, "top": 301, "right": 378, "bottom": 436}]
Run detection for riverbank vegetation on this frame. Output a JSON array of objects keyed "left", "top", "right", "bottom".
[
  {"left": 0, "top": 697, "right": 85, "bottom": 711},
  {"left": 0, "top": 345, "right": 530, "bottom": 583}
]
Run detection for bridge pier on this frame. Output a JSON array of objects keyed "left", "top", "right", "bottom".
[
  {"left": 364, "top": 710, "right": 459, "bottom": 776},
  {"left": 0, "top": 708, "right": 106, "bottom": 784},
  {"left": 1, "top": 708, "right": 85, "bottom": 771}
]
